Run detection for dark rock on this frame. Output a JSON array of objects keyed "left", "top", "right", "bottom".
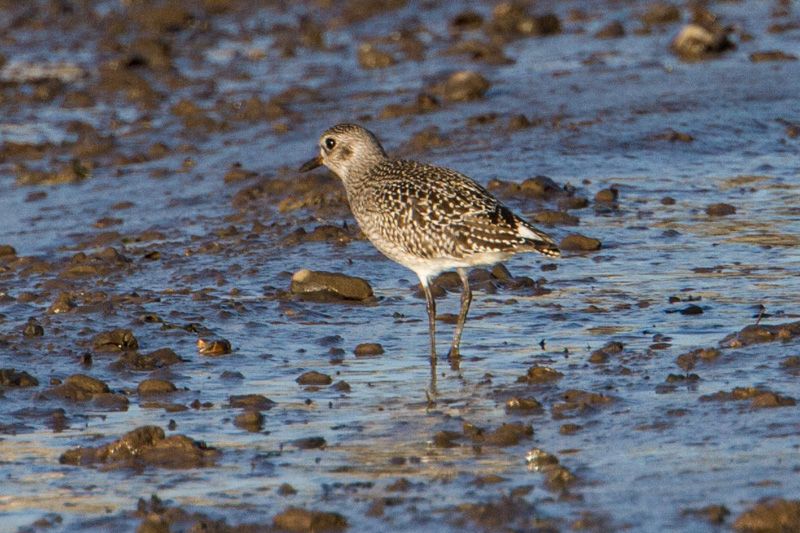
[
  {"left": 293, "top": 436, "right": 326, "bottom": 449},
  {"left": 332, "top": 381, "right": 351, "bottom": 393},
  {"left": 229, "top": 394, "right": 275, "bottom": 410},
  {"left": 699, "top": 387, "right": 796, "bottom": 408},
  {"left": 706, "top": 203, "right": 736, "bottom": 216},
  {"left": 110, "top": 348, "right": 183, "bottom": 372},
  {"left": 93, "top": 329, "right": 139, "bottom": 353},
  {"left": 0, "top": 368, "right": 39, "bottom": 387},
  {"left": 720, "top": 321, "right": 800, "bottom": 348},
  {"left": 525, "top": 448, "right": 559, "bottom": 471},
  {"left": 505, "top": 396, "right": 543, "bottom": 413},
  {"left": 675, "top": 347, "right": 721, "bottom": 371},
  {"left": 137, "top": 379, "right": 177, "bottom": 395},
  {"left": 641, "top": 3, "right": 681, "bottom": 25},
  {"left": 48, "top": 292, "right": 76, "bottom": 314},
  {"left": 290, "top": 269, "right": 373, "bottom": 301},
  {"left": 60, "top": 425, "right": 219, "bottom": 469},
  {"left": 357, "top": 44, "right": 396, "bottom": 69},
  {"left": 733, "top": 499, "right": 800, "bottom": 532},
  {"left": 278, "top": 483, "right": 298, "bottom": 496},
  {"left": 354, "top": 342, "right": 384, "bottom": 357},
  {"left": 273, "top": 507, "right": 346, "bottom": 532},
  {"left": 559, "top": 234, "right": 602, "bottom": 252},
  {"left": 234, "top": 410, "right": 264, "bottom": 432},
  {"left": 750, "top": 51, "right": 798, "bottom": 62},
  {"left": 517, "top": 365, "right": 563, "bottom": 384},
  {"left": 197, "top": 338, "right": 232, "bottom": 356},
  {"left": 595, "top": 21, "right": 625, "bottom": 39},
  {"left": 533, "top": 210, "right": 579, "bottom": 226},
  {"left": 296, "top": 371, "right": 332, "bottom": 386},
  {"left": 595, "top": 188, "right": 618, "bottom": 203},
  {"left": 443, "top": 71, "right": 490, "bottom": 102}
]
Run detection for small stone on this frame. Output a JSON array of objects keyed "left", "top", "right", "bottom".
[
  {"left": 137, "top": 379, "right": 177, "bottom": 395},
  {"left": 559, "top": 233, "right": 602, "bottom": 252},
  {"left": 354, "top": 342, "right": 384, "bottom": 357},
  {"left": 0, "top": 368, "right": 39, "bottom": 387},
  {"left": 750, "top": 50, "right": 798, "bottom": 62},
  {"left": 23, "top": 320, "right": 44, "bottom": 337},
  {"left": 48, "top": 292, "right": 75, "bottom": 314},
  {"left": 733, "top": 499, "right": 800, "bottom": 532},
  {"left": 443, "top": 71, "right": 490, "bottom": 102},
  {"left": 595, "top": 188, "right": 618, "bottom": 203},
  {"left": 234, "top": 410, "right": 264, "bottom": 432},
  {"left": 93, "top": 329, "right": 139, "bottom": 353},
  {"left": 357, "top": 44, "right": 396, "bottom": 69},
  {"left": 505, "top": 397, "right": 543, "bottom": 412},
  {"left": 517, "top": 365, "right": 563, "bottom": 384},
  {"left": 229, "top": 394, "right": 275, "bottom": 410},
  {"left": 293, "top": 437, "right": 326, "bottom": 449},
  {"left": 290, "top": 269, "right": 373, "bottom": 301},
  {"left": 296, "top": 371, "right": 332, "bottom": 386},
  {"left": 706, "top": 203, "right": 736, "bottom": 216},
  {"left": 197, "top": 338, "right": 232, "bottom": 356},
  {"left": 595, "top": 21, "right": 625, "bottom": 39},
  {"left": 273, "top": 507, "right": 346, "bottom": 533},
  {"left": 278, "top": 483, "right": 297, "bottom": 496}
]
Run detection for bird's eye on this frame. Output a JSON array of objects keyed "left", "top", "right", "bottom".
[{"left": 324, "top": 138, "right": 336, "bottom": 150}]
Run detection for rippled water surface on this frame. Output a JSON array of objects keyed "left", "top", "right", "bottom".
[{"left": 1, "top": 1, "right": 799, "bottom": 531}]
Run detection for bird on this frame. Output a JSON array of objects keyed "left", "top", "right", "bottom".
[{"left": 299, "top": 123, "right": 560, "bottom": 361}]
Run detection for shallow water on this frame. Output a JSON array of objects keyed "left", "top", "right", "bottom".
[{"left": 1, "top": 1, "right": 799, "bottom": 531}]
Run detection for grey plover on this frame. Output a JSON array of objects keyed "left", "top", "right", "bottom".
[{"left": 300, "top": 123, "right": 560, "bottom": 360}]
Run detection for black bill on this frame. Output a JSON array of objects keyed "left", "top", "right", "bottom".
[{"left": 299, "top": 155, "right": 322, "bottom": 172}]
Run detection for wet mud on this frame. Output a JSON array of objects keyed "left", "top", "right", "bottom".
[{"left": 1, "top": 0, "right": 799, "bottom": 532}]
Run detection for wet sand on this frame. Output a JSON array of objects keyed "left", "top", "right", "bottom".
[{"left": 1, "top": 1, "right": 799, "bottom": 531}]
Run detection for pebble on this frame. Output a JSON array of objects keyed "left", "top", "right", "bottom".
[
  {"left": 443, "top": 70, "right": 490, "bottom": 102},
  {"left": 296, "top": 371, "right": 332, "bottom": 386},
  {"left": 197, "top": 338, "right": 232, "bottom": 356},
  {"left": 290, "top": 269, "right": 373, "bottom": 301},
  {"left": 273, "top": 507, "right": 347, "bottom": 533},
  {"left": 137, "top": 379, "right": 177, "bottom": 395},
  {"left": 354, "top": 342, "right": 384, "bottom": 357},
  {"left": 705, "top": 203, "right": 736, "bottom": 216},
  {"left": 559, "top": 233, "right": 602, "bottom": 252}
]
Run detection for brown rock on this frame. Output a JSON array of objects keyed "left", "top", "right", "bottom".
[
  {"left": 273, "top": 507, "right": 347, "bottom": 532},
  {"left": 641, "top": 3, "right": 681, "bottom": 25},
  {"left": 66, "top": 374, "right": 110, "bottom": 394},
  {"left": 197, "top": 338, "right": 232, "bottom": 356},
  {"left": 137, "top": 379, "right": 177, "bottom": 395},
  {"left": 296, "top": 371, "right": 332, "bottom": 386},
  {"left": 93, "top": 329, "right": 139, "bottom": 353},
  {"left": 234, "top": 410, "right": 264, "bottom": 432},
  {"left": 290, "top": 269, "right": 373, "bottom": 301},
  {"left": 505, "top": 396, "right": 543, "bottom": 413},
  {"left": 595, "top": 188, "right": 619, "bottom": 203},
  {"left": 357, "top": 44, "right": 396, "bottom": 69},
  {"left": 292, "top": 437, "right": 326, "bottom": 449},
  {"left": 533, "top": 210, "right": 579, "bottom": 226},
  {"left": 354, "top": 342, "right": 384, "bottom": 357},
  {"left": 443, "top": 71, "right": 490, "bottom": 102},
  {"left": 229, "top": 394, "right": 275, "bottom": 410},
  {"left": 517, "top": 365, "right": 563, "bottom": 384},
  {"left": 706, "top": 203, "right": 736, "bottom": 216},
  {"left": 595, "top": 21, "right": 625, "bottom": 39},
  {"left": 734, "top": 499, "right": 800, "bottom": 532},
  {"left": 60, "top": 425, "right": 219, "bottom": 469},
  {"left": 720, "top": 321, "right": 800, "bottom": 348},
  {"left": 0, "top": 368, "right": 39, "bottom": 387},
  {"left": 559, "top": 234, "right": 602, "bottom": 252},
  {"left": 750, "top": 51, "right": 798, "bottom": 62}
]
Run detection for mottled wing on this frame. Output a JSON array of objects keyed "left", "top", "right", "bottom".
[{"left": 364, "top": 160, "right": 559, "bottom": 260}]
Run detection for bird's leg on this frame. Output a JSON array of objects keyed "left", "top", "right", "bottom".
[
  {"left": 421, "top": 279, "right": 437, "bottom": 362},
  {"left": 448, "top": 268, "right": 472, "bottom": 363}
]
